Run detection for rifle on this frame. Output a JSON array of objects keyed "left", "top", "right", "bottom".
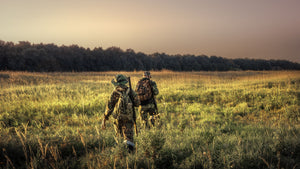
[{"left": 128, "top": 77, "right": 138, "bottom": 137}]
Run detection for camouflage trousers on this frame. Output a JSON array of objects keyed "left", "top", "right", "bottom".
[
  {"left": 113, "top": 118, "right": 134, "bottom": 143},
  {"left": 138, "top": 103, "right": 159, "bottom": 128}
]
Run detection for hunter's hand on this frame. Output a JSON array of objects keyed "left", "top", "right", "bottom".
[{"left": 101, "top": 119, "right": 106, "bottom": 130}]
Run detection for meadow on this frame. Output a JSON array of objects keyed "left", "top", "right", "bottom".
[{"left": 0, "top": 71, "right": 299, "bottom": 169}]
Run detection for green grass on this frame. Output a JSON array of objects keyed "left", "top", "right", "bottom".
[{"left": 0, "top": 71, "right": 299, "bottom": 169}]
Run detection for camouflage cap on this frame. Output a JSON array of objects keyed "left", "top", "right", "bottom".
[
  {"left": 111, "top": 74, "right": 128, "bottom": 86},
  {"left": 143, "top": 71, "right": 151, "bottom": 77}
]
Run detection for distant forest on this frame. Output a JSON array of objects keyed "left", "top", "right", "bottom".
[{"left": 1, "top": 40, "right": 299, "bottom": 72}]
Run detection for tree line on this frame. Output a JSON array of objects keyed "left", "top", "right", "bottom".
[{"left": 0, "top": 40, "right": 299, "bottom": 72}]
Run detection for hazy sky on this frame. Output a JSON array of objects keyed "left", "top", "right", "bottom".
[{"left": 1, "top": 0, "right": 300, "bottom": 63}]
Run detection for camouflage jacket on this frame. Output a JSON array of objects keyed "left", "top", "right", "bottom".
[
  {"left": 104, "top": 85, "right": 140, "bottom": 120},
  {"left": 136, "top": 78, "right": 159, "bottom": 105}
]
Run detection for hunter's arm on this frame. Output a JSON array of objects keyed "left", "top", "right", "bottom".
[
  {"left": 151, "top": 81, "right": 159, "bottom": 95},
  {"left": 104, "top": 90, "right": 119, "bottom": 120}
]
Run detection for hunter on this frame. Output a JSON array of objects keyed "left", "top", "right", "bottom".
[
  {"left": 135, "top": 71, "right": 159, "bottom": 128},
  {"left": 102, "top": 74, "right": 139, "bottom": 151}
]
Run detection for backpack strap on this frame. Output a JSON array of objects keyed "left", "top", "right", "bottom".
[
  {"left": 115, "top": 90, "right": 122, "bottom": 96},
  {"left": 126, "top": 87, "right": 130, "bottom": 95}
]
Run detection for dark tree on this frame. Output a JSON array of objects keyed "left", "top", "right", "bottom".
[{"left": 0, "top": 40, "right": 299, "bottom": 72}]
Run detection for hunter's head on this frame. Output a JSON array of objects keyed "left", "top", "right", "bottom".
[
  {"left": 111, "top": 74, "right": 128, "bottom": 86},
  {"left": 143, "top": 71, "right": 151, "bottom": 78}
]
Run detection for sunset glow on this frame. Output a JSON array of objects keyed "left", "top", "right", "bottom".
[{"left": 1, "top": 0, "right": 299, "bottom": 62}]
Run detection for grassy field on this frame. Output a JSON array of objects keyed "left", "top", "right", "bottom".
[{"left": 0, "top": 71, "right": 299, "bottom": 169}]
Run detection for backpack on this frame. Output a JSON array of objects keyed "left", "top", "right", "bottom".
[
  {"left": 136, "top": 79, "right": 153, "bottom": 103},
  {"left": 113, "top": 88, "right": 133, "bottom": 121}
]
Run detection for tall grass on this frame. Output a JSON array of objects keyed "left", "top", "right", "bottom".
[{"left": 0, "top": 71, "right": 299, "bottom": 168}]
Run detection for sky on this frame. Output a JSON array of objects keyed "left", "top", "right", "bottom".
[{"left": 1, "top": 0, "right": 300, "bottom": 63}]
